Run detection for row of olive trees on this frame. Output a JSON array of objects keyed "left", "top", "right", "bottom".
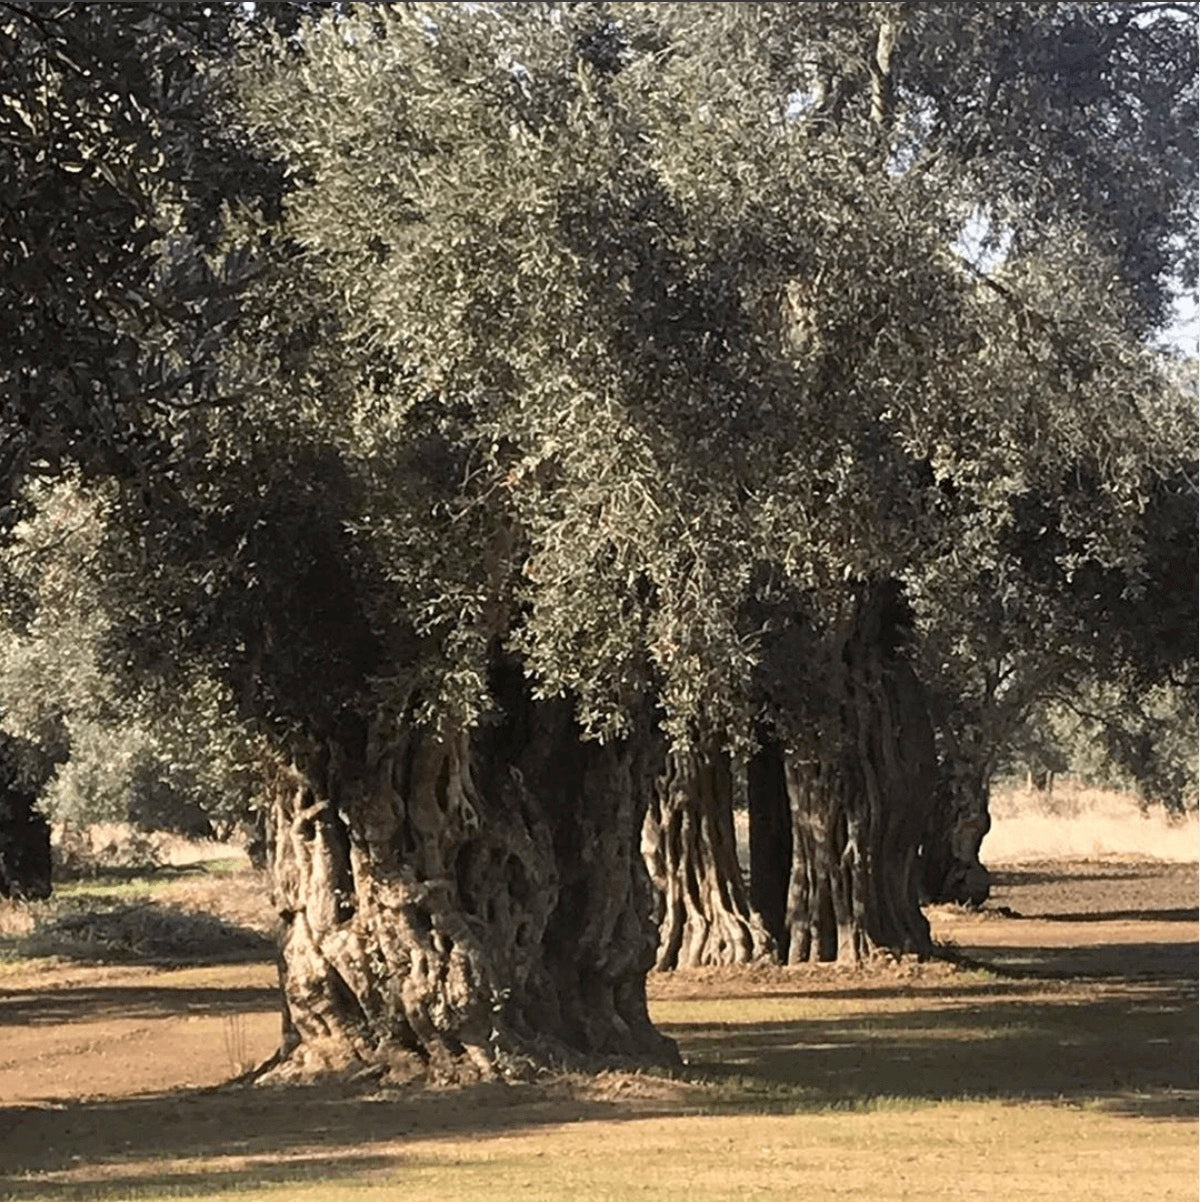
[
  {"left": 3, "top": 465, "right": 1190, "bottom": 904},
  {"left": 1, "top": 4, "right": 1194, "bottom": 1082}
]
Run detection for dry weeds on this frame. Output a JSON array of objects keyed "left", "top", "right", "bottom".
[{"left": 986, "top": 782, "right": 1198, "bottom": 863}]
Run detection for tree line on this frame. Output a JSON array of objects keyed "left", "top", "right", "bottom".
[{"left": 0, "top": 2, "right": 1195, "bottom": 1081}]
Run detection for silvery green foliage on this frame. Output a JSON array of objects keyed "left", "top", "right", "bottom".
[
  {"left": 910, "top": 434, "right": 1198, "bottom": 812},
  {"left": 0, "top": 481, "right": 262, "bottom": 832},
  {"left": 8, "top": 5, "right": 1186, "bottom": 765},
  {"left": 189, "top": 3, "right": 1192, "bottom": 752}
]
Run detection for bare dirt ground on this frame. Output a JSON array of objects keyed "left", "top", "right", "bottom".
[
  {"left": 928, "top": 859, "right": 1198, "bottom": 980},
  {"left": 0, "top": 828, "right": 1195, "bottom": 1200}
]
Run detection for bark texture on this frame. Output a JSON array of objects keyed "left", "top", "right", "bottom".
[
  {"left": 642, "top": 744, "right": 774, "bottom": 970},
  {"left": 753, "top": 583, "right": 938, "bottom": 964},
  {"left": 920, "top": 754, "right": 991, "bottom": 907},
  {"left": 266, "top": 687, "right": 675, "bottom": 1084}
]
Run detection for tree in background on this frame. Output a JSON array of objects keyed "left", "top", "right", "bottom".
[
  {"left": 915, "top": 436, "right": 1197, "bottom": 905},
  {"left": 0, "top": 1, "right": 297, "bottom": 889},
  {"left": 748, "top": 579, "right": 939, "bottom": 962},
  {"left": 0, "top": 734, "right": 51, "bottom": 899},
  {"left": 0, "top": 479, "right": 263, "bottom": 853},
  {"left": 690, "top": 0, "right": 1197, "bottom": 955}
]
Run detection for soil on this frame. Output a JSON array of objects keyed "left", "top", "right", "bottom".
[
  {"left": 0, "top": 857, "right": 1194, "bottom": 1198},
  {"left": 927, "top": 859, "right": 1199, "bottom": 982}
]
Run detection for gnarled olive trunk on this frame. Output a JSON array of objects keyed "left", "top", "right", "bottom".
[
  {"left": 780, "top": 661, "right": 935, "bottom": 964},
  {"left": 266, "top": 694, "right": 676, "bottom": 1084},
  {"left": 642, "top": 744, "right": 774, "bottom": 970},
  {"left": 751, "top": 585, "right": 938, "bottom": 964},
  {"left": 920, "top": 753, "right": 991, "bottom": 907}
]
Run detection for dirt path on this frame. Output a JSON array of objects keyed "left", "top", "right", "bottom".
[
  {"left": 0, "top": 963, "right": 280, "bottom": 1103},
  {"left": 928, "top": 858, "right": 1198, "bottom": 981}
]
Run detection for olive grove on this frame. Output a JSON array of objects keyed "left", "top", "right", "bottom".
[{"left": 0, "top": 2, "right": 1195, "bottom": 1080}]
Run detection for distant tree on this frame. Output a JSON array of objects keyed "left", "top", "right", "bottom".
[
  {"left": 915, "top": 441, "right": 1197, "bottom": 904},
  {"left": 749, "top": 579, "right": 939, "bottom": 961},
  {"left": 0, "top": 480, "right": 264, "bottom": 850},
  {"left": 643, "top": 742, "right": 774, "bottom": 969}
]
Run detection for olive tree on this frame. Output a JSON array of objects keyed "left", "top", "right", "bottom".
[{"left": 141, "top": 1, "right": 1198, "bottom": 1038}]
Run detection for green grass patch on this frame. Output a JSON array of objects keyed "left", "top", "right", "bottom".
[
  {"left": 55, "top": 878, "right": 164, "bottom": 901},
  {"left": 54, "top": 860, "right": 245, "bottom": 900}
]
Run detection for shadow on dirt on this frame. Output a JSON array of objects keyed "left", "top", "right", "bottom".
[
  {"left": 0, "top": 1153, "right": 403, "bottom": 1201},
  {"left": 942, "top": 940, "right": 1198, "bottom": 982},
  {"left": 668, "top": 980, "right": 1197, "bottom": 1118},
  {"left": 0, "top": 1080, "right": 636, "bottom": 1199},
  {"left": 990, "top": 866, "right": 1181, "bottom": 888},
  {"left": 1, "top": 951, "right": 1195, "bottom": 1198},
  {"left": 1038, "top": 908, "right": 1198, "bottom": 923},
  {"left": 986, "top": 863, "right": 1198, "bottom": 921},
  {"left": 0, "top": 982, "right": 278, "bottom": 1026},
  {"left": 1, "top": 858, "right": 1195, "bottom": 1199}
]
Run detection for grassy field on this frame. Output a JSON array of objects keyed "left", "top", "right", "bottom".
[
  {"left": 1, "top": 1102, "right": 1191, "bottom": 1201},
  {"left": 0, "top": 799, "right": 1195, "bottom": 1201}
]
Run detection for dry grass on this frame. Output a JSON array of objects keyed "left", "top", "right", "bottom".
[
  {"left": 0, "top": 898, "right": 37, "bottom": 938},
  {"left": 985, "top": 782, "right": 1198, "bottom": 863},
  {"left": 0, "top": 864, "right": 275, "bottom": 967},
  {"left": 2, "top": 1103, "right": 1195, "bottom": 1202},
  {"left": 54, "top": 824, "right": 254, "bottom": 874}
]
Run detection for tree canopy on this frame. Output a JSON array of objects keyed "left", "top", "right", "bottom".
[{"left": 87, "top": 0, "right": 1190, "bottom": 758}]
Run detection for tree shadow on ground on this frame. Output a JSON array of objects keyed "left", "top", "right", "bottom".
[
  {"left": 1, "top": 937, "right": 1194, "bottom": 1198},
  {"left": 0, "top": 1154, "right": 403, "bottom": 1202},
  {"left": 0, "top": 1079, "right": 641, "bottom": 1199},
  {"left": 668, "top": 980, "right": 1196, "bottom": 1118},
  {"left": 0, "top": 982, "right": 278, "bottom": 1026},
  {"left": 943, "top": 939, "right": 1198, "bottom": 982},
  {"left": 1038, "top": 908, "right": 1198, "bottom": 923},
  {"left": 989, "top": 865, "right": 1188, "bottom": 887}
]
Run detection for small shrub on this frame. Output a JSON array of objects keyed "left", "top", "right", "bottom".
[{"left": 52, "top": 823, "right": 164, "bottom": 880}]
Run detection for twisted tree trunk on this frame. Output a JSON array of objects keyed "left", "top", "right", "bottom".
[
  {"left": 751, "top": 584, "right": 937, "bottom": 964},
  {"left": 920, "top": 751, "right": 991, "bottom": 907},
  {"left": 642, "top": 743, "right": 773, "bottom": 970},
  {"left": 266, "top": 688, "right": 675, "bottom": 1084}
]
